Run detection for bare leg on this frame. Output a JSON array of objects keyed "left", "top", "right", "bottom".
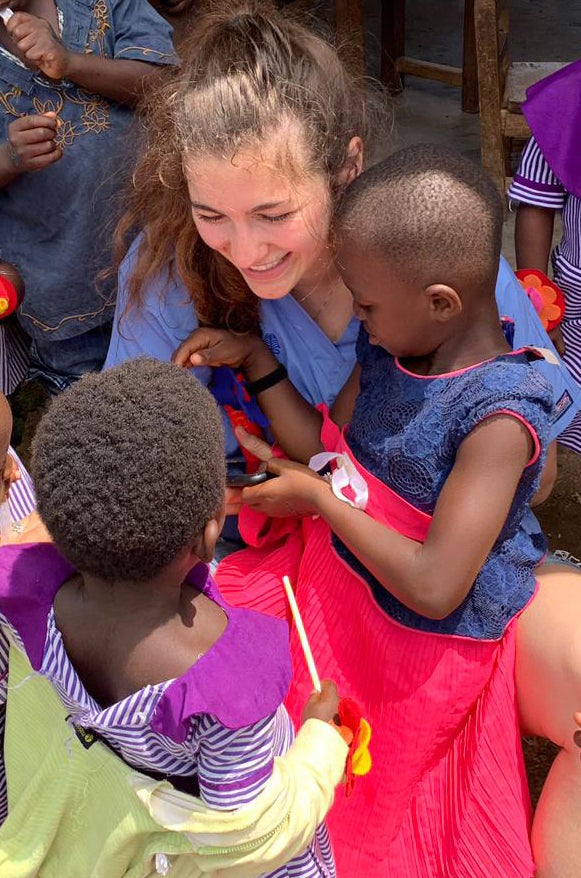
[{"left": 516, "top": 563, "right": 581, "bottom": 877}]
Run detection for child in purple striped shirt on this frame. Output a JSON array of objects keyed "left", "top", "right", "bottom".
[
  {"left": 0, "top": 358, "right": 348, "bottom": 877},
  {"left": 509, "top": 59, "right": 581, "bottom": 457}
]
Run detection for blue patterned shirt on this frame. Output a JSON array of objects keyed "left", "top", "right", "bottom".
[
  {"left": 334, "top": 332, "right": 554, "bottom": 639},
  {"left": 0, "top": 0, "right": 175, "bottom": 340}
]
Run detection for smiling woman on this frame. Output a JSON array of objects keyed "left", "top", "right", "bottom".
[
  {"left": 184, "top": 141, "right": 334, "bottom": 301},
  {"left": 104, "top": 0, "right": 375, "bottom": 461}
]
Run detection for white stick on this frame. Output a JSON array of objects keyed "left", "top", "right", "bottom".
[
  {"left": 282, "top": 575, "right": 321, "bottom": 693},
  {"left": 0, "top": 8, "right": 13, "bottom": 24}
]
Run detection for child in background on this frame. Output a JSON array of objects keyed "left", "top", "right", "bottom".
[
  {"left": 175, "top": 146, "right": 555, "bottom": 877},
  {"left": 149, "top": 0, "right": 195, "bottom": 47},
  {"left": 0, "top": 358, "right": 349, "bottom": 877},
  {"left": 0, "top": 0, "right": 175, "bottom": 393},
  {"left": 509, "top": 59, "right": 581, "bottom": 456},
  {"left": 0, "top": 260, "right": 27, "bottom": 395},
  {"left": 0, "top": 388, "right": 48, "bottom": 542},
  {"left": 0, "top": 259, "right": 48, "bottom": 542}
]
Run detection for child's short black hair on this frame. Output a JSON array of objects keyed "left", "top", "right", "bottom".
[
  {"left": 336, "top": 144, "right": 504, "bottom": 290},
  {"left": 31, "top": 359, "right": 225, "bottom": 582}
]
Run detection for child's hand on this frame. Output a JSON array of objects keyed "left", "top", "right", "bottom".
[
  {"left": 242, "top": 458, "right": 328, "bottom": 518},
  {"left": 172, "top": 327, "right": 265, "bottom": 371},
  {"left": 302, "top": 680, "right": 340, "bottom": 725},
  {"left": 1, "top": 452, "right": 20, "bottom": 502},
  {"left": 236, "top": 428, "right": 328, "bottom": 518},
  {"left": 7, "top": 12, "right": 71, "bottom": 81},
  {"left": 7, "top": 113, "right": 62, "bottom": 172}
]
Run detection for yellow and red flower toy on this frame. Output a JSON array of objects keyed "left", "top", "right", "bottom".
[
  {"left": 0, "top": 264, "right": 24, "bottom": 321},
  {"left": 330, "top": 697, "right": 372, "bottom": 797},
  {"left": 515, "top": 268, "right": 565, "bottom": 332}
]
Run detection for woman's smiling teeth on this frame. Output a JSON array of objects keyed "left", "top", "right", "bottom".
[{"left": 249, "top": 255, "right": 287, "bottom": 271}]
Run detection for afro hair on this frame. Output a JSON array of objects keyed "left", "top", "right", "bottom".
[{"left": 31, "top": 358, "right": 225, "bottom": 582}]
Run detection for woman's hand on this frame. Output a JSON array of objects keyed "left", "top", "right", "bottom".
[
  {"left": 236, "top": 428, "right": 328, "bottom": 518},
  {"left": 7, "top": 12, "right": 72, "bottom": 80},
  {"left": 302, "top": 680, "right": 340, "bottom": 725},
  {"left": 172, "top": 328, "right": 267, "bottom": 371}
]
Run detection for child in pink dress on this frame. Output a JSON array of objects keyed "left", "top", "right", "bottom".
[{"left": 174, "top": 145, "right": 555, "bottom": 877}]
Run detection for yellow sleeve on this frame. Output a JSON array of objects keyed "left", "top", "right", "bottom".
[{"left": 132, "top": 719, "right": 348, "bottom": 876}]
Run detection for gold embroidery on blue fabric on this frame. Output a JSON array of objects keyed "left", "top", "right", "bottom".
[
  {"left": 0, "top": 85, "right": 23, "bottom": 118},
  {"left": 20, "top": 299, "right": 115, "bottom": 333},
  {"left": 87, "top": 0, "right": 110, "bottom": 56},
  {"left": 32, "top": 95, "right": 64, "bottom": 117},
  {"left": 67, "top": 88, "right": 110, "bottom": 136},
  {"left": 116, "top": 46, "right": 175, "bottom": 59},
  {"left": 0, "top": 82, "right": 109, "bottom": 148}
]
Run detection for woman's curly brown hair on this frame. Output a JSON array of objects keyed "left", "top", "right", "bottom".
[{"left": 113, "top": 0, "right": 382, "bottom": 335}]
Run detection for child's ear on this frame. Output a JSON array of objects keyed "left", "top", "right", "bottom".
[
  {"left": 424, "top": 284, "right": 462, "bottom": 321},
  {"left": 196, "top": 512, "right": 224, "bottom": 564},
  {"left": 336, "top": 137, "right": 364, "bottom": 189}
]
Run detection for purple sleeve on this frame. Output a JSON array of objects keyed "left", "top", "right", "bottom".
[
  {"left": 194, "top": 709, "right": 289, "bottom": 811},
  {"left": 508, "top": 136, "right": 566, "bottom": 210}
]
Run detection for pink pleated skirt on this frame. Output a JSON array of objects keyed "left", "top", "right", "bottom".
[{"left": 216, "top": 413, "right": 535, "bottom": 877}]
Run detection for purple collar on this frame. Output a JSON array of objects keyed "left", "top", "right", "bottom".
[
  {"left": 523, "top": 59, "right": 581, "bottom": 198},
  {"left": 0, "top": 544, "right": 291, "bottom": 740}
]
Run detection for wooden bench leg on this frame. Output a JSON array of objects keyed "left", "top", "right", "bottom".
[
  {"left": 462, "top": 0, "right": 479, "bottom": 113},
  {"left": 335, "top": 0, "right": 365, "bottom": 76},
  {"left": 381, "top": 0, "right": 405, "bottom": 92}
]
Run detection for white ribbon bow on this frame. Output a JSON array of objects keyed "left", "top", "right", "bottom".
[{"left": 309, "top": 452, "right": 368, "bottom": 510}]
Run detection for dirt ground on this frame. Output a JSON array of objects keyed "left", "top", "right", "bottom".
[{"left": 536, "top": 447, "right": 581, "bottom": 561}]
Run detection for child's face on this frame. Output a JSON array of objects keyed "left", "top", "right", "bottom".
[
  {"left": 185, "top": 137, "right": 333, "bottom": 302},
  {"left": 337, "top": 238, "right": 433, "bottom": 358}
]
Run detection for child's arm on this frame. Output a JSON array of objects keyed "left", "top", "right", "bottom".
[
  {"left": 173, "top": 328, "right": 331, "bottom": 463},
  {"left": 195, "top": 682, "right": 342, "bottom": 811},
  {"left": 242, "top": 414, "right": 535, "bottom": 620},
  {"left": 515, "top": 203, "right": 564, "bottom": 356},
  {"left": 173, "top": 328, "right": 361, "bottom": 463},
  {"left": 6, "top": 12, "right": 167, "bottom": 106},
  {"left": 515, "top": 204, "right": 555, "bottom": 273},
  {"left": 137, "top": 711, "right": 349, "bottom": 876}
]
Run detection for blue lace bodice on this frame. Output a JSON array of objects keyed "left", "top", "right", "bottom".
[{"left": 334, "top": 331, "right": 554, "bottom": 638}]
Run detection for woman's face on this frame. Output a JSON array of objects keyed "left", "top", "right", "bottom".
[{"left": 185, "top": 144, "right": 333, "bottom": 300}]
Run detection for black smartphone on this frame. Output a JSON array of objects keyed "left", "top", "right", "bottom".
[{"left": 226, "top": 470, "right": 273, "bottom": 488}]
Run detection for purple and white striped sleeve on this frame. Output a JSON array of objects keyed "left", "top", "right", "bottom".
[
  {"left": 7, "top": 447, "right": 37, "bottom": 524},
  {"left": 195, "top": 709, "right": 286, "bottom": 811},
  {"left": 508, "top": 136, "right": 566, "bottom": 210},
  {"left": 0, "top": 625, "right": 10, "bottom": 824}
]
